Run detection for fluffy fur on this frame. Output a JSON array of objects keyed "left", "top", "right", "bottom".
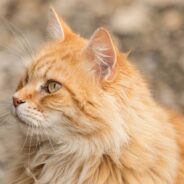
[{"left": 6, "top": 8, "right": 184, "bottom": 184}]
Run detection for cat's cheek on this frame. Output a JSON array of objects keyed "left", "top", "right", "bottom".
[
  {"left": 43, "top": 111, "right": 74, "bottom": 137},
  {"left": 13, "top": 103, "right": 43, "bottom": 127}
]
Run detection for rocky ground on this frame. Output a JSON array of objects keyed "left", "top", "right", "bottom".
[{"left": 0, "top": 0, "right": 184, "bottom": 182}]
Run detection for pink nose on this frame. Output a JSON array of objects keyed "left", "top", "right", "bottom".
[{"left": 12, "top": 97, "right": 25, "bottom": 108}]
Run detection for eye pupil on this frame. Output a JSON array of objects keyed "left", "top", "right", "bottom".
[{"left": 45, "top": 80, "right": 62, "bottom": 93}]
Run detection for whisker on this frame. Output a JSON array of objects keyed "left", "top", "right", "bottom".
[
  {"left": 42, "top": 125, "right": 55, "bottom": 152},
  {"left": 36, "top": 124, "right": 46, "bottom": 159},
  {"left": 0, "top": 44, "right": 24, "bottom": 61},
  {"left": 0, "top": 115, "right": 10, "bottom": 124},
  {"left": 37, "top": 127, "right": 44, "bottom": 155},
  {"left": 0, "top": 107, "right": 11, "bottom": 126},
  {"left": 0, "top": 103, "right": 11, "bottom": 107},
  {"left": 1, "top": 18, "right": 35, "bottom": 60},
  {"left": 28, "top": 123, "right": 34, "bottom": 167},
  {"left": 0, "top": 110, "right": 11, "bottom": 116},
  {"left": 38, "top": 121, "right": 55, "bottom": 152},
  {"left": 33, "top": 125, "right": 39, "bottom": 153},
  {"left": 7, "top": 20, "right": 35, "bottom": 57},
  {"left": 18, "top": 125, "right": 30, "bottom": 153},
  {"left": 0, "top": 119, "right": 8, "bottom": 126},
  {"left": 0, "top": 100, "right": 11, "bottom": 106}
]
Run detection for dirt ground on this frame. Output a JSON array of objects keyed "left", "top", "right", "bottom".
[{"left": 0, "top": 0, "right": 184, "bottom": 182}]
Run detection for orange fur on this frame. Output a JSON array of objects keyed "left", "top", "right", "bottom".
[{"left": 6, "top": 8, "right": 184, "bottom": 184}]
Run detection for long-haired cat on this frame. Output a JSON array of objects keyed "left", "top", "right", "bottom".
[{"left": 6, "top": 7, "right": 184, "bottom": 184}]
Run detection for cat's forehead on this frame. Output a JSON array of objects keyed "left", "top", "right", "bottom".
[
  {"left": 28, "top": 56, "right": 65, "bottom": 81},
  {"left": 27, "top": 45, "right": 80, "bottom": 80},
  {"left": 25, "top": 36, "right": 87, "bottom": 81}
]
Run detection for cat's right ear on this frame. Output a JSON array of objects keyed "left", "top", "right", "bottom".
[
  {"left": 48, "top": 7, "right": 74, "bottom": 41},
  {"left": 83, "top": 28, "right": 117, "bottom": 81}
]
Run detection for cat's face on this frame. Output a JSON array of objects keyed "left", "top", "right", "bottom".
[{"left": 12, "top": 8, "right": 124, "bottom": 142}]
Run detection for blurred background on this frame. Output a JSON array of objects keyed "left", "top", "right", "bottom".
[{"left": 0, "top": 0, "right": 184, "bottom": 182}]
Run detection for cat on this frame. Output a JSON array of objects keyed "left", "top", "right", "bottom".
[{"left": 6, "top": 7, "right": 184, "bottom": 184}]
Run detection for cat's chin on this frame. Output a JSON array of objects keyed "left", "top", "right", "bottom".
[
  {"left": 17, "top": 120, "right": 49, "bottom": 141},
  {"left": 17, "top": 118, "right": 33, "bottom": 128},
  {"left": 13, "top": 111, "right": 32, "bottom": 128},
  {"left": 14, "top": 116, "right": 55, "bottom": 141}
]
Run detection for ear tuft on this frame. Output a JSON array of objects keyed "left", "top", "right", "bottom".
[
  {"left": 48, "top": 7, "right": 64, "bottom": 41},
  {"left": 48, "top": 7, "right": 73, "bottom": 41},
  {"left": 85, "top": 28, "right": 117, "bottom": 80}
]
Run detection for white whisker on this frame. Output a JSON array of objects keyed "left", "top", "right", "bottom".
[
  {"left": 28, "top": 123, "right": 34, "bottom": 167},
  {"left": 0, "top": 44, "right": 24, "bottom": 61},
  {"left": 18, "top": 125, "right": 30, "bottom": 153},
  {"left": 2, "top": 19, "right": 35, "bottom": 60},
  {"left": 39, "top": 121, "right": 55, "bottom": 152}
]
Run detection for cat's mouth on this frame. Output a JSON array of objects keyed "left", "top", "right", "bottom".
[
  {"left": 11, "top": 107, "right": 27, "bottom": 126},
  {"left": 18, "top": 118, "right": 32, "bottom": 127},
  {"left": 13, "top": 102, "right": 46, "bottom": 128}
]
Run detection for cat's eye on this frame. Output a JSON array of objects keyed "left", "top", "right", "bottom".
[{"left": 45, "top": 80, "right": 62, "bottom": 93}]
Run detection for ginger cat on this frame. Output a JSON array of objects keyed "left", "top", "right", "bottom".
[{"left": 6, "top": 7, "right": 184, "bottom": 184}]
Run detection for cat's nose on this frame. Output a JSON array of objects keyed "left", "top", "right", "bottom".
[{"left": 12, "top": 97, "right": 25, "bottom": 108}]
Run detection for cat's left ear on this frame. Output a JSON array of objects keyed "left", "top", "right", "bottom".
[
  {"left": 48, "top": 7, "right": 74, "bottom": 41},
  {"left": 84, "top": 28, "right": 117, "bottom": 81}
]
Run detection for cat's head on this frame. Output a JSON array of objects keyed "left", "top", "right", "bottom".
[{"left": 12, "top": 8, "right": 130, "bottom": 150}]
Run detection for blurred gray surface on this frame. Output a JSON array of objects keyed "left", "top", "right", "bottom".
[{"left": 0, "top": 0, "right": 184, "bottom": 182}]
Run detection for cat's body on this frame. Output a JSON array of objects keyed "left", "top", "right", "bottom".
[{"left": 6, "top": 8, "right": 184, "bottom": 184}]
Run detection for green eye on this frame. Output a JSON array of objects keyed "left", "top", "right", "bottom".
[{"left": 45, "top": 80, "right": 62, "bottom": 93}]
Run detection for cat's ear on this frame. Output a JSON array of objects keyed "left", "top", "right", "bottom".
[
  {"left": 84, "top": 28, "right": 117, "bottom": 80},
  {"left": 48, "top": 7, "right": 74, "bottom": 41}
]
